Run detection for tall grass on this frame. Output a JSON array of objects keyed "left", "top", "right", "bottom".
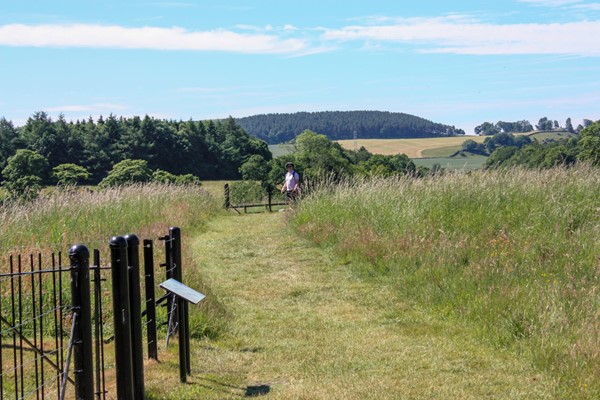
[
  {"left": 0, "top": 184, "right": 221, "bottom": 253},
  {"left": 0, "top": 184, "right": 224, "bottom": 338},
  {"left": 291, "top": 165, "right": 600, "bottom": 399}
]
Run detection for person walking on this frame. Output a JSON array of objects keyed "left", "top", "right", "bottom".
[{"left": 281, "top": 162, "right": 300, "bottom": 204}]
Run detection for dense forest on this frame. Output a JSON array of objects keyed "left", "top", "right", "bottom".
[
  {"left": 235, "top": 111, "right": 465, "bottom": 144},
  {"left": 0, "top": 112, "right": 270, "bottom": 185}
]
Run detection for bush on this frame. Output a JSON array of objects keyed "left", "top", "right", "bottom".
[
  {"left": 2, "top": 149, "right": 49, "bottom": 199},
  {"left": 53, "top": 163, "right": 91, "bottom": 186},
  {"left": 229, "top": 181, "right": 265, "bottom": 205},
  {"left": 100, "top": 159, "right": 151, "bottom": 187}
]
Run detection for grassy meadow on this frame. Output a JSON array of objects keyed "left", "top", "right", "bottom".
[
  {"left": 413, "top": 154, "right": 488, "bottom": 171},
  {"left": 291, "top": 165, "right": 600, "bottom": 399},
  {"left": 0, "top": 184, "right": 221, "bottom": 254}
]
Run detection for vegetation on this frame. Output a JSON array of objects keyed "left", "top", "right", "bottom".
[
  {"left": 237, "top": 130, "right": 421, "bottom": 196},
  {"left": 474, "top": 117, "right": 594, "bottom": 136},
  {"left": 147, "top": 212, "right": 556, "bottom": 399},
  {"left": 236, "top": 111, "right": 465, "bottom": 144},
  {"left": 291, "top": 166, "right": 600, "bottom": 399},
  {"left": 484, "top": 120, "right": 600, "bottom": 169},
  {"left": 0, "top": 183, "right": 220, "bottom": 252},
  {"left": 0, "top": 113, "right": 270, "bottom": 187}
]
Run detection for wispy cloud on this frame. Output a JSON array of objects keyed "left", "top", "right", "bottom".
[
  {"left": 0, "top": 23, "right": 308, "bottom": 54},
  {"left": 322, "top": 17, "right": 600, "bottom": 56},
  {"left": 519, "top": 0, "right": 600, "bottom": 10}
]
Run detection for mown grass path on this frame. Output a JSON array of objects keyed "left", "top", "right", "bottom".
[{"left": 148, "top": 212, "right": 557, "bottom": 399}]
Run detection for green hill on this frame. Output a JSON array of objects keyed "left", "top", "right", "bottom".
[{"left": 236, "top": 111, "right": 465, "bottom": 144}]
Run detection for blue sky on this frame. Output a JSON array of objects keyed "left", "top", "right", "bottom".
[{"left": 1, "top": 0, "right": 599, "bottom": 134}]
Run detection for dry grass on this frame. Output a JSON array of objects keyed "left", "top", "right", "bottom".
[
  {"left": 336, "top": 136, "right": 485, "bottom": 158},
  {"left": 145, "top": 212, "right": 557, "bottom": 399}
]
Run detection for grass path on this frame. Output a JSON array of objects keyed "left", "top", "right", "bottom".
[{"left": 147, "top": 212, "right": 556, "bottom": 399}]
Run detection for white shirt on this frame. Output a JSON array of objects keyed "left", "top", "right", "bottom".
[{"left": 284, "top": 170, "right": 300, "bottom": 191}]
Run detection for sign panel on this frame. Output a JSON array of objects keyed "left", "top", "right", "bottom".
[{"left": 159, "top": 278, "right": 205, "bottom": 304}]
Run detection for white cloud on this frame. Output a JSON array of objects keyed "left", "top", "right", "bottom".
[
  {"left": 0, "top": 23, "right": 308, "bottom": 54},
  {"left": 322, "top": 18, "right": 600, "bottom": 56}
]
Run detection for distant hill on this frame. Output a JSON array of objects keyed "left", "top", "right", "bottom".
[{"left": 235, "top": 111, "right": 465, "bottom": 144}]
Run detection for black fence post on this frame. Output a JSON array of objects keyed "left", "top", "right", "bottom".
[
  {"left": 162, "top": 232, "right": 174, "bottom": 330},
  {"left": 170, "top": 227, "right": 189, "bottom": 382},
  {"left": 125, "top": 234, "right": 145, "bottom": 400},
  {"left": 267, "top": 187, "right": 273, "bottom": 212},
  {"left": 143, "top": 240, "right": 158, "bottom": 361},
  {"left": 69, "top": 244, "right": 94, "bottom": 400},
  {"left": 224, "top": 183, "right": 230, "bottom": 209},
  {"left": 110, "top": 236, "right": 134, "bottom": 400}
]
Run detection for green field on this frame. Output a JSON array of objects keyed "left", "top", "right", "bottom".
[
  {"left": 268, "top": 143, "right": 294, "bottom": 158},
  {"left": 528, "top": 130, "right": 578, "bottom": 142},
  {"left": 413, "top": 154, "right": 488, "bottom": 171}
]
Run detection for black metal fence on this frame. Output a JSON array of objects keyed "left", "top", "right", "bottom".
[{"left": 0, "top": 226, "right": 192, "bottom": 400}]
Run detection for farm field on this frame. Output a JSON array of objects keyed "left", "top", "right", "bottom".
[
  {"left": 528, "top": 130, "right": 578, "bottom": 142},
  {"left": 336, "top": 136, "right": 485, "bottom": 158},
  {"left": 413, "top": 154, "right": 488, "bottom": 171}
]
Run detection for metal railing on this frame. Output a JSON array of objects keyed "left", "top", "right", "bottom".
[{"left": 0, "top": 226, "right": 191, "bottom": 400}]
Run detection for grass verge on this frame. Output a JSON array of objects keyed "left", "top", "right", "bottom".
[{"left": 291, "top": 165, "right": 599, "bottom": 399}]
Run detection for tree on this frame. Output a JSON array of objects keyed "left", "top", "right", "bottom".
[
  {"left": 474, "top": 122, "right": 499, "bottom": 136},
  {"left": 543, "top": 145, "right": 576, "bottom": 168},
  {"left": 294, "top": 130, "right": 352, "bottom": 180},
  {"left": 536, "top": 117, "right": 553, "bottom": 131},
  {"left": 239, "top": 155, "right": 270, "bottom": 185},
  {"left": 2, "top": 149, "right": 49, "bottom": 199},
  {"left": 99, "top": 159, "right": 151, "bottom": 187},
  {"left": 152, "top": 169, "right": 178, "bottom": 184},
  {"left": 174, "top": 174, "right": 201, "bottom": 185},
  {"left": 484, "top": 146, "right": 519, "bottom": 169},
  {"left": 53, "top": 163, "right": 91, "bottom": 186},
  {"left": 577, "top": 120, "right": 600, "bottom": 165},
  {"left": 0, "top": 117, "right": 21, "bottom": 172},
  {"left": 359, "top": 154, "right": 416, "bottom": 177},
  {"left": 565, "top": 118, "right": 574, "bottom": 133},
  {"left": 461, "top": 139, "right": 487, "bottom": 155}
]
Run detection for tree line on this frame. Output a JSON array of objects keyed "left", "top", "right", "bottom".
[
  {"left": 0, "top": 112, "right": 270, "bottom": 198},
  {"left": 462, "top": 120, "right": 600, "bottom": 169},
  {"left": 236, "top": 111, "right": 465, "bottom": 144},
  {"left": 235, "top": 129, "right": 425, "bottom": 201},
  {"left": 474, "top": 117, "right": 594, "bottom": 135}
]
